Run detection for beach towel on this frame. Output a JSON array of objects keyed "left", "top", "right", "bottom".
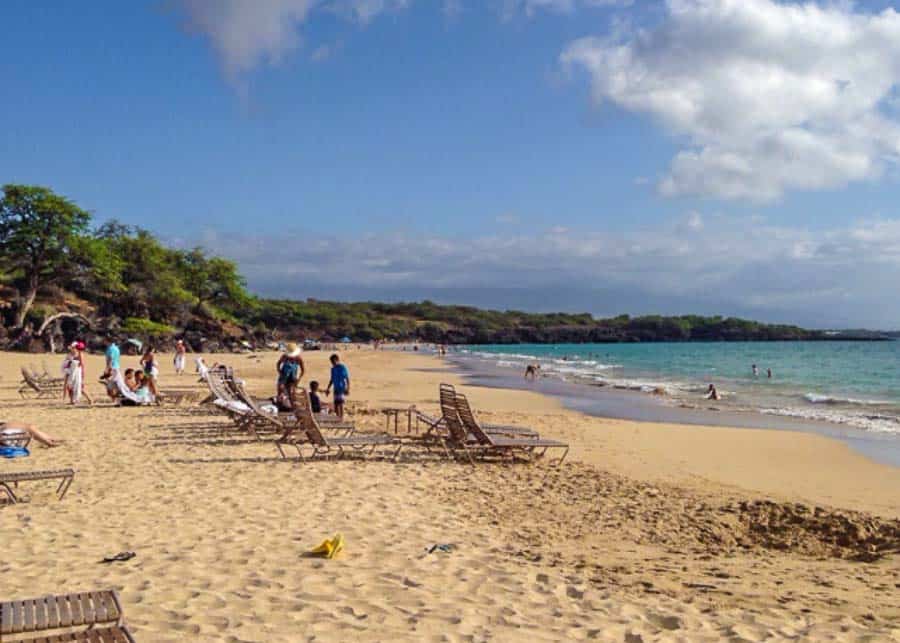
[
  {"left": 64, "top": 358, "right": 82, "bottom": 403},
  {"left": 196, "top": 358, "right": 209, "bottom": 381}
]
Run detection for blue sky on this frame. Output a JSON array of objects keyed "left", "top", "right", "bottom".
[{"left": 3, "top": 0, "right": 900, "bottom": 327}]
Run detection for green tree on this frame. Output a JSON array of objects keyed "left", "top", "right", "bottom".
[
  {"left": 0, "top": 185, "right": 91, "bottom": 328},
  {"left": 178, "top": 248, "right": 249, "bottom": 313}
]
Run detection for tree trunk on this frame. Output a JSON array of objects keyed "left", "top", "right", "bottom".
[{"left": 13, "top": 277, "right": 39, "bottom": 330}]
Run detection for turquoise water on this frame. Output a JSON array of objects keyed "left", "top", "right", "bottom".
[{"left": 460, "top": 341, "right": 900, "bottom": 435}]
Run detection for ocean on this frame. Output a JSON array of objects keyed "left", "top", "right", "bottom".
[{"left": 453, "top": 341, "right": 900, "bottom": 464}]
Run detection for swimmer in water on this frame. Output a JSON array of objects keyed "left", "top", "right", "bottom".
[
  {"left": 752, "top": 364, "right": 759, "bottom": 377},
  {"left": 524, "top": 364, "right": 540, "bottom": 380},
  {"left": 705, "top": 384, "right": 720, "bottom": 401},
  {"left": 767, "top": 368, "right": 772, "bottom": 379}
]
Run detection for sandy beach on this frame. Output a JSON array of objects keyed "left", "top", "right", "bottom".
[{"left": 1, "top": 348, "right": 898, "bottom": 641}]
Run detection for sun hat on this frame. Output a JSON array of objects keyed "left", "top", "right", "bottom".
[{"left": 284, "top": 342, "right": 302, "bottom": 358}]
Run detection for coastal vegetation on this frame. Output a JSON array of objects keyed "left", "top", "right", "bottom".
[{"left": 0, "top": 184, "right": 890, "bottom": 351}]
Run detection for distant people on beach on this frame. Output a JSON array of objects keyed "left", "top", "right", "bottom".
[
  {"left": 326, "top": 353, "right": 350, "bottom": 419},
  {"left": 524, "top": 364, "right": 540, "bottom": 380},
  {"left": 174, "top": 339, "right": 187, "bottom": 375},
  {"left": 276, "top": 343, "right": 305, "bottom": 410},
  {"left": 62, "top": 341, "right": 92, "bottom": 405},
  {"left": 103, "top": 338, "right": 121, "bottom": 401},
  {"left": 752, "top": 364, "right": 758, "bottom": 377},
  {"left": 140, "top": 346, "right": 161, "bottom": 402},
  {"left": 767, "top": 368, "right": 772, "bottom": 379},
  {"left": 705, "top": 384, "right": 720, "bottom": 401}
]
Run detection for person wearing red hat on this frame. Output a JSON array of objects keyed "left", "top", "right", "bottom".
[{"left": 75, "top": 341, "right": 93, "bottom": 405}]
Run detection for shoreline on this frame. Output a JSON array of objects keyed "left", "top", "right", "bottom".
[{"left": 447, "top": 352, "right": 900, "bottom": 469}]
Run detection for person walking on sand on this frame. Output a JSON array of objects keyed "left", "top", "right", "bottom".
[
  {"left": 62, "top": 343, "right": 82, "bottom": 405},
  {"left": 102, "top": 337, "right": 121, "bottom": 401},
  {"left": 325, "top": 353, "right": 350, "bottom": 420},
  {"left": 173, "top": 339, "right": 187, "bottom": 375},
  {"left": 74, "top": 341, "right": 93, "bottom": 405}
]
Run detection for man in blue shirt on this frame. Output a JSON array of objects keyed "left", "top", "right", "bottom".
[
  {"left": 103, "top": 338, "right": 122, "bottom": 401},
  {"left": 325, "top": 353, "right": 350, "bottom": 419}
]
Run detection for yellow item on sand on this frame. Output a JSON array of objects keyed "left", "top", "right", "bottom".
[{"left": 309, "top": 533, "right": 344, "bottom": 559}]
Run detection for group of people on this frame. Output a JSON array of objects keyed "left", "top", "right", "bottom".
[
  {"left": 99, "top": 339, "right": 167, "bottom": 405},
  {"left": 274, "top": 343, "right": 351, "bottom": 419},
  {"left": 751, "top": 364, "right": 773, "bottom": 378}
]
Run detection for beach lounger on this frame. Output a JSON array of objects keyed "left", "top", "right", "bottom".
[
  {"left": 0, "top": 589, "right": 134, "bottom": 642},
  {"left": 18, "top": 368, "right": 64, "bottom": 399},
  {"left": 276, "top": 389, "right": 400, "bottom": 461},
  {"left": 0, "top": 469, "right": 75, "bottom": 504},
  {"left": 454, "top": 391, "right": 568, "bottom": 464},
  {"left": 417, "top": 388, "right": 539, "bottom": 439}
]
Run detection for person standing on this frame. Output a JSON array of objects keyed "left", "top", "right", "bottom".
[
  {"left": 275, "top": 343, "right": 305, "bottom": 409},
  {"left": 74, "top": 341, "right": 93, "bottom": 405},
  {"left": 325, "top": 353, "right": 350, "bottom": 419},
  {"left": 103, "top": 338, "right": 121, "bottom": 401},
  {"left": 174, "top": 339, "right": 187, "bottom": 375},
  {"left": 62, "top": 343, "right": 81, "bottom": 405}
]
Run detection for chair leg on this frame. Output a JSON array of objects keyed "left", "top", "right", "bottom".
[
  {"left": 56, "top": 475, "right": 74, "bottom": 499},
  {"left": 0, "top": 483, "right": 18, "bottom": 504}
]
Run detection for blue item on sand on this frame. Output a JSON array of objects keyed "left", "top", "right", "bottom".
[{"left": 0, "top": 446, "right": 30, "bottom": 458}]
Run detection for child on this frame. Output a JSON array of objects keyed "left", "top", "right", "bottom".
[
  {"left": 309, "top": 380, "right": 330, "bottom": 414},
  {"left": 123, "top": 368, "right": 137, "bottom": 391},
  {"left": 133, "top": 372, "right": 153, "bottom": 404},
  {"left": 325, "top": 354, "right": 350, "bottom": 419}
]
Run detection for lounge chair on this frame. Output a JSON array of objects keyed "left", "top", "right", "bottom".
[
  {"left": 0, "top": 469, "right": 75, "bottom": 504},
  {"left": 18, "top": 368, "right": 64, "bottom": 399},
  {"left": 415, "top": 387, "right": 539, "bottom": 439},
  {"left": 0, "top": 589, "right": 134, "bottom": 642},
  {"left": 276, "top": 388, "right": 400, "bottom": 461},
  {"left": 455, "top": 391, "right": 568, "bottom": 464}
]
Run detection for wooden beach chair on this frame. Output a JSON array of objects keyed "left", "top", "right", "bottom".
[
  {"left": 0, "top": 589, "right": 135, "bottom": 642},
  {"left": 276, "top": 389, "right": 400, "bottom": 461},
  {"left": 18, "top": 368, "right": 64, "bottom": 399},
  {"left": 455, "top": 391, "right": 568, "bottom": 464},
  {"left": 0, "top": 469, "right": 75, "bottom": 504},
  {"left": 418, "top": 386, "right": 539, "bottom": 439}
]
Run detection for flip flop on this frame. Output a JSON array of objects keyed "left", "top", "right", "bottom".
[
  {"left": 309, "top": 534, "right": 344, "bottom": 559},
  {"left": 100, "top": 551, "right": 136, "bottom": 564}
]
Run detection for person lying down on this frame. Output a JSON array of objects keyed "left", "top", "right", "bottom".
[{"left": 0, "top": 421, "right": 64, "bottom": 447}]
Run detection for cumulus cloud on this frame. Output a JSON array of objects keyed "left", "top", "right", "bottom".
[
  {"left": 186, "top": 214, "right": 900, "bottom": 328},
  {"left": 175, "top": 0, "right": 410, "bottom": 79},
  {"left": 561, "top": 0, "right": 900, "bottom": 201}
]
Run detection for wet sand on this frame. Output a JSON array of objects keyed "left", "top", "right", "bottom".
[{"left": 1, "top": 349, "right": 898, "bottom": 641}]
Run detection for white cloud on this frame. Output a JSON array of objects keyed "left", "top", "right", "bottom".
[
  {"left": 503, "top": 0, "right": 632, "bottom": 19},
  {"left": 189, "top": 215, "right": 900, "bottom": 328},
  {"left": 176, "top": 0, "right": 410, "bottom": 79},
  {"left": 561, "top": 0, "right": 900, "bottom": 201}
]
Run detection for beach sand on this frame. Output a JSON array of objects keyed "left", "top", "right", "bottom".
[{"left": 1, "top": 349, "right": 898, "bottom": 641}]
